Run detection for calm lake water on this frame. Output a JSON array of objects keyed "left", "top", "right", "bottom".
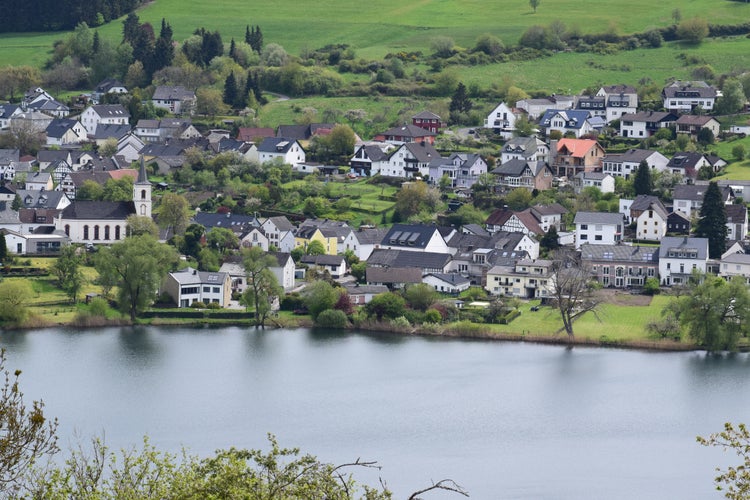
[{"left": 0, "top": 326, "right": 747, "bottom": 499}]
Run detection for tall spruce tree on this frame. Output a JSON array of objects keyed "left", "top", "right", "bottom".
[
  {"left": 695, "top": 181, "right": 728, "bottom": 259},
  {"left": 223, "top": 71, "right": 238, "bottom": 108},
  {"left": 633, "top": 160, "right": 652, "bottom": 196}
]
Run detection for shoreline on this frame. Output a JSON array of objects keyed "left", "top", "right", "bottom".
[{"left": 7, "top": 314, "right": 703, "bottom": 353}]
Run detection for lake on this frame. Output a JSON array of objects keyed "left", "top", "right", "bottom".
[{"left": 1, "top": 325, "right": 747, "bottom": 499}]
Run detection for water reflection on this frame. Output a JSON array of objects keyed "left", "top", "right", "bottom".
[{"left": 117, "top": 326, "right": 161, "bottom": 364}]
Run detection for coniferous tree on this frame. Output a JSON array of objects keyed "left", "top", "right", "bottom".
[
  {"left": 245, "top": 25, "right": 252, "bottom": 45},
  {"left": 229, "top": 38, "right": 238, "bottom": 63},
  {"left": 223, "top": 71, "right": 238, "bottom": 108},
  {"left": 92, "top": 30, "right": 100, "bottom": 55},
  {"left": 695, "top": 181, "right": 728, "bottom": 259},
  {"left": 449, "top": 82, "right": 473, "bottom": 124},
  {"left": 252, "top": 25, "right": 263, "bottom": 53},
  {"left": 122, "top": 12, "right": 140, "bottom": 45},
  {"left": 633, "top": 160, "right": 652, "bottom": 196},
  {"left": 0, "top": 232, "right": 6, "bottom": 263}
]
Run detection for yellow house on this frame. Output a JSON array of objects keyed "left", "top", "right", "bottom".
[{"left": 295, "top": 226, "right": 338, "bottom": 255}]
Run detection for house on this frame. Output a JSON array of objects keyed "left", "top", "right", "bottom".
[
  {"left": 574, "top": 96, "right": 606, "bottom": 119},
  {"left": 662, "top": 81, "right": 719, "bottom": 113},
  {"left": 667, "top": 211, "right": 691, "bottom": 236},
  {"left": 349, "top": 142, "right": 392, "bottom": 177},
  {"left": 260, "top": 216, "right": 296, "bottom": 253},
  {"left": 483, "top": 102, "right": 520, "bottom": 138},
  {"left": 193, "top": 211, "right": 260, "bottom": 237},
  {"left": 237, "top": 127, "right": 275, "bottom": 143},
  {"left": 726, "top": 204, "right": 748, "bottom": 241},
  {"left": 377, "top": 142, "right": 439, "bottom": 178},
  {"left": 666, "top": 152, "right": 712, "bottom": 182},
  {"left": 16, "top": 189, "right": 70, "bottom": 211},
  {"left": 538, "top": 109, "right": 596, "bottom": 138},
  {"left": 91, "top": 124, "right": 132, "bottom": 147},
  {"left": 257, "top": 137, "right": 306, "bottom": 167},
  {"left": 152, "top": 86, "right": 196, "bottom": 115},
  {"left": 373, "top": 124, "right": 437, "bottom": 145},
  {"left": 485, "top": 208, "right": 544, "bottom": 237},
  {"left": 1, "top": 227, "right": 68, "bottom": 256},
  {"left": 595, "top": 84, "right": 639, "bottom": 123},
  {"left": 380, "top": 223, "right": 452, "bottom": 254},
  {"left": 0, "top": 104, "right": 22, "bottom": 129},
  {"left": 515, "top": 95, "right": 574, "bottom": 119},
  {"left": 58, "top": 168, "right": 134, "bottom": 199},
  {"left": 719, "top": 252, "right": 750, "bottom": 284},
  {"left": 619, "top": 111, "right": 678, "bottom": 139},
  {"left": 658, "top": 236, "right": 709, "bottom": 286},
  {"left": 45, "top": 160, "right": 73, "bottom": 186},
  {"left": 412, "top": 111, "right": 444, "bottom": 134},
  {"left": 635, "top": 199, "right": 668, "bottom": 241},
  {"left": 580, "top": 244, "right": 659, "bottom": 288},
  {"left": 270, "top": 252, "right": 296, "bottom": 291},
  {"left": 343, "top": 284, "right": 389, "bottom": 304},
  {"left": 116, "top": 133, "right": 146, "bottom": 163},
  {"left": 239, "top": 227, "right": 270, "bottom": 251},
  {"left": 93, "top": 79, "right": 127, "bottom": 102},
  {"left": 350, "top": 226, "right": 388, "bottom": 261},
  {"left": 297, "top": 219, "right": 356, "bottom": 255},
  {"left": 553, "top": 138, "right": 605, "bottom": 178},
  {"left": 574, "top": 212, "right": 623, "bottom": 249},
  {"left": 45, "top": 118, "right": 87, "bottom": 146},
  {"left": 446, "top": 230, "right": 537, "bottom": 283},
  {"left": 365, "top": 266, "right": 423, "bottom": 289},
  {"left": 574, "top": 172, "right": 615, "bottom": 194},
  {"left": 530, "top": 204, "right": 568, "bottom": 233},
  {"left": 276, "top": 123, "right": 336, "bottom": 143},
  {"left": 485, "top": 259, "right": 554, "bottom": 299},
  {"left": 491, "top": 159, "right": 553, "bottom": 191},
  {"left": 135, "top": 118, "right": 202, "bottom": 144},
  {"left": 299, "top": 254, "right": 347, "bottom": 279},
  {"left": 428, "top": 153, "right": 487, "bottom": 189},
  {"left": 10, "top": 110, "right": 53, "bottom": 133},
  {"left": 162, "top": 267, "right": 232, "bottom": 307},
  {"left": 500, "top": 136, "right": 549, "bottom": 164},
  {"left": 673, "top": 184, "right": 733, "bottom": 217},
  {"left": 26, "top": 97, "right": 70, "bottom": 118},
  {"left": 602, "top": 149, "right": 670, "bottom": 180},
  {"left": 423, "top": 273, "right": 471, "bottom": 294},
  {"left": 80, "top": 104, "right": 130, "bottom": 135},
  {"left": 675, "top": 115, "right": 721, "bottom": 140},
  {"left": 627, "top": 195, "right": 665, "bottom": 223},
  {"left": 367, "top": 249, "right": 452, "bottom": 275}
]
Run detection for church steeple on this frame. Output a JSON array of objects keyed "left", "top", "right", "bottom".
[{"left": 134, "top": 156, "right": 152, "bottom": 218}]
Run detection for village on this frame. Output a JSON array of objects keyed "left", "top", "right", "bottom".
[{"left": 0, "top": 76, "right": 747, "bottom": 343}]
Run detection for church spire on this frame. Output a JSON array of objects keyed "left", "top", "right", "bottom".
[{"left": 136, "top": 155, "right": 149, "bottom": 184}]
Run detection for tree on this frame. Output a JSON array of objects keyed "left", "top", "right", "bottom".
[
  {"left": 540, "top": 226, "right": 560, "bottom": 254},
  {"left": 550, "top": 249, "right": 602, "bottom": 339},
  {"left": 694, "top": 181, "right": 728, "bottom": 259},
  {"left": 303, "top": 281, "right": 339, "bottom": 321},
  {"left": 102, "top": 177, "right": 134, "bottom": 202},
  {"left": 306, "top": 240, "right": 326, "bottom": 256},
  {"left": 99, "top": 137, "right": 118, "bottom": 159},
  {"left": 126, "top": 214, "right": 159, "bottom": 237},
  {"left": 395, "top": 182, "right": 442, "bottom": 220},
  {"left": 505, "top": 187, "right": 533, "bottom": 210},
  {"left": 633, "top": 160, "right": 652, "bottom": 196},
  {"left": 529, "top": 0, "right": 540, "bottom": 13},
  {"left": 676, "top": 17, "right": 709, "bottom": 44},
  {"left": 474, "top": 34, "right": 504, "bottom": 56},
  {"left": 698, "top": 422, "right": 750, "bottom": 499},
  {"left": 50, "top": 245, "right": 85, "bottom": 304},
  {"left": 366, "top": 292, "right": 406, "bottom": 321},
  {"left": 449, "top": 82, "right": 472, "bottom": 124},
  {"left": 0, "top": 233, "right": 7, "bottom": 263},
  {"left": 156, "top": 193, "right": 190, "bottom": 237},
  {"left": 430, "top": 36, "right": 455, "bottom": 58},
  {"left": 716, "top": 79, "right": 746, "bottom": 115},
  {"left": 677, "top": 275, "right": 750, "bottom": 351},
  {"left": 403, "top": 283, "right": 438, "bottom": 312},
  {"left": 733, "top": 144, "right": 746, "bottom": 161},
  {"left": 206, "top": 227, "right": 239, "bottom": 254},
  {"left": 94, "top": 235, "right": 179, "bottom": 321},
  {"left": 0, "top": 349, "right": 58, "bottom": 496},
  {"left": 697, "top": 127, "right": 715, "bottom": 147},
  {"left": 223, "top": 71, "right": 238, "bottom": 108},
  {"left": 241, "top": 247, "right": 283, "bottom": 327},
  {"left": 0, "top": 281, "right": 33, "bottom": 324},
  {"left": 196, "top": 87, "right": 229, "bottom": 117}
]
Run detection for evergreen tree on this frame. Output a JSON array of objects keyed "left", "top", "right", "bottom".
[
  {"left": 229, "top": 38, "right": 238, "bottom": 63},
  {"left": 92, "top": 30, "right": 100, "bottom": 54},
  {"left": 122, "top": 12, "right": 140, "bottom": 45},
  {"left": 223, "top": 71, "right": 238, "bottom": 108},
  {"left": 252, "top": 25, "right": 263, "bottom": 53},
  {"left": 449, "top": 82, "right": 472, "bottom": 124},
  {"left": 695, "top": 181, "right": 728, "bottom": 259},
  {"left": 0, "top": 232, "right": 6, "bottom": 263},
  {"left": 245, "top": 25, "right": 252, "bottom": 45},
  {"left": 633, "top": 160, "right": 652, "bottom": 196}
]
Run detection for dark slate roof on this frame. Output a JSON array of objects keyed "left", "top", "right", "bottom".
[
  {"left": 16, "top": 189, "right": 67, "bottom": 209},
  {"left": 354, "top": 227, "right": 388, "bottom": 245},
  {"left": 90, "top": 104, "right": 129, "bottom": 118},
  {"left": 271, "top": 251, "right": 292, "bottom": 267},
  {"left": 666, "top": 152, "right": 706, "bottom": 170},
  {"left": 530, "top": 203, "right": 567, "bottom": 217},
  {"left": 91, "top": 123, "right": 131, "bottom": 140},
  {"left": 492, "top": 158, "right": 528, "bottom": 176},
  {"left": 630, "top": 195, "right": 664, "bottom": 213},
  {"left": 60, "top": 201, "right": 135, "bottom": 220},
  {"left": 258, "top": 137, "right": 301, "bottom": 154},
  {"left": 366, "top": 266, "right": 423, "bottom": 285},
  {"left": 675, "top": 115, "right": 717, "bottom": 126},
  {"left": 0, "top": 104, "right": 20, "bottom": 119},
  {"left": 726, "top": 204, "right": 748, "bottom": 224},
  {"left": 139, "top": 143, "right": 187, "bottom": 157},
  {"left": 378, "top": 124, "right": 437, "bottom": 138},
  {"left": 381, "top": 223, "right": 441, "bottom": 250},
  {"left": 659, "top": 236, "right": 709, "bottom": 260},
  {"left": 485, "top": 208, "right": 513, "bottom": 226},
  {"left": 152, "top": 86, "right": 195, "bottom": 101},
  {"left": 663, "top": 81, "right": 718, "bottom": 99},
  {"left": 412, "top": 111, "right": 441, "bottom": 120},
  {"left": 276, "top": 125, "right": 310, "bottom": 141},
  {"left": 367, "top": 249, "right": 450, "bottom": 270},
  {"left": 619, "top": 111, "right": 677, "bottom": 123},
  {"left": 344, "top": 284, "right": 389, "bottom": 295},
  {"left": 396, "top": 141, "right": 439, "bottom": 163},
  {"left": 574, "top": 211, "right": 624, "bottom": 225},
  {"left": 300, "top": 254, "right": 345, "bottom": 267},
  {"left": 673, "top": 184, "right": 732, "bottom": 202},
  {"left": 193, "top": 212, "right": 261, "bottom": 232},
  {"left": 95, "top": 78, "right": 126, "bottom": 94},
  {"left": 601, "top": 84, "right": 637, "bottom": 95},
  {"left": 265, "top": 216, "right": 294, "bottom": 232},
  {"left": 502, "top": 136, "right": 544, "bottom": 158},
  {"left": 68, "top": 171, "right": 114, "bottom": 187},
  {"left": 0, "top": 149, "right": 20, "bottom": 163},
  {"left": 605, "top": 148, "right": 660, "bottom": 164},
  {"left": 579, "top": 243, "right": 659, "bottom": 264},
  {"left": 425, "top": 273, "right": 471, "bottom": 286},
  {"left": 45, "top": 118, "right": 79, "bottom": 138}
]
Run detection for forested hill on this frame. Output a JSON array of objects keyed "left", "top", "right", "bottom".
[{"left": 0, "top": 0, "right": 143, "bottom": 32}]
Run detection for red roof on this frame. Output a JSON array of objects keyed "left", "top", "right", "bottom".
[{"left": 557, "top": 138, "right": 599, "bottom": 158}]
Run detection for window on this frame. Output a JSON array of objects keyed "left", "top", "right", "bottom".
[
  {"left": 115, "top": 226, "right": 121, "bottom": 240},
  {"left": 203, "top": 286, "right": 210, "bottom": 293},
  {"left": 580, "top": 224, "right": 588, "bottom": 230},
  {"left": 94, "top": 226, "right": 100, "bottom": 240},
  {"left": 595, "top": 235, "right": 603, "bottom": 241},
  {"left": 580, "top": 234, "right": 588, "bottom": 240},
  {"left": 213, "top": 287, "right": 220, "bottom": 293},
  {"left": 83, "top": 225, "right": 89, "bottom": 240},
  {"left": 104, "top": 225, "right": 110, "bottom": 240}
]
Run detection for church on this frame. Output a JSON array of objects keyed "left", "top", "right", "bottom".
[{"left": 55, "top": 157, "right": 152, "bottom": 245}]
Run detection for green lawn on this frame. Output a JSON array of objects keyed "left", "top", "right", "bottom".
[{"left": 495, "top": 295, "right": 673, "bottom": 342}]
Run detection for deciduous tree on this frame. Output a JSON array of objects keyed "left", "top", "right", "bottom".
[
  {"left": 698, "top": 422, "right": 750, "bottom": 499},
  {"left": 550, "top": 249, "right": 602, "bottom": 339},
  {"left": 241, "top": 247, "right": 283, "bottom": 327},
  {"left": 303, "top": 281, "right": 339, "bottom": 320},
  {"left": 51, "top": 245, "right": 85, "bottom": 304}
]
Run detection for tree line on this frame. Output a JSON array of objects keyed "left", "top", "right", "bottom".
[{"left": 0, "top": 0, "right": 143, "bottom": 32}]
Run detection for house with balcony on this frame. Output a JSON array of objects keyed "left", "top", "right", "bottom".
[
  {"left": 675, "top": 115, "right": 721, "bottom": 141},
  {"left": 580, "top": 244, "right": 659, "bottom": 288},
  {"left": 484, "top": 102, "right": 521, "bottom": 138},
  {"left": 412, "top": 111, "right": 444, "bottom": 134},
  {"left": 485, "top": 259, "right": 554, "bottom": 299},
  {"left": 596, "top": 84, "right": 639, "bottom": 122},
  {"left": 491, "top": 159, "right": 553, "bottom": 191},
  {"left": 574, "top": 211, "right": 623, "bottom": 249},
  {"left": 79, "top": 104, "right": 130, "bottom": 135},
  {"left": 374, "top": 124, "right": 437, "bottom": 145},
  {"left": 619, "top": 111, "right": 678, "bottom": 139},
  {"left": 152, "top": 86, "right": 196, "bottom": 115},
  {"left": 673, "top": 184, "right": 734, "bottom": 217},
  {"left": 538, "top": 109, "right": 596, "bottom": 138},
  {"left": 662, "top": 81, "right": 719, "bottom": 113},
  {"left": 553, "top": 138, "right": 605, "bottom": 178},
  {"left": 500, "top": 136, "right": 549, "bottom": 164},
  {"left": 602, "top": 149, "right": 669, "bottom": 180},
  {"left": 162, "top": 267, "right": 232, "bottom": 308},
  {"left": 658, "top": 236, "right": 709, "bottom": 286},
  {"left": 377, "top": 141, "right": 439, "bottom": 178},
  {"left": 428, "top": 153, "right": 487, "bottom": 189},
  {"left": 257, "top": 137, "right": 305, "bottom": 167},
  {"left": 349, "top": 142, "right": 391, "bottom": 177},
  {"left": 573, "top": 172, "right": 615, "bottom": 194}
]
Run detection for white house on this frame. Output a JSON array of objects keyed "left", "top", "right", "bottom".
[
  {"left": 500, "top": 136, "right": 549, "bottom": 164},
  {"left": 595, "top": 84, "right": 638, "bottom": 123},
  {"left": 271, "top": 252, "right": 296, "bottom": 291},
  {"left": 377, "top": 142, "right": 440, "bottom": 179},
  {"left": 662, "top": 81, "right": 719, "bottom": 113},
  {"left": 574, "top": 212, "right": 623, "bottom": 249},
  {"left": 261, "top": 216, "right": 296, "bottom": 253},
  {"left": 423, "top": 273, "right": 471, "bottom": 294},
  {"left": 484, "top": 102, "right": 519, "bottom": 138},
  {"left": 152, "top": 86, "right": 196, "bottom": 115},
  {"left": 726, "top": 204, "right": 748, "bottom": 241},
  {"left": 257, "top": 138, "right": 306, "bottom": 167},
  {"left": 299, "top": 254, "right": 347, "bottom": 279},
  {"left": 428, "top": 153, "right": 487, "bottom": 189},
  {"left": 574, "top": 172, "right": 615, "bottom": 194},
  {"left": 80, "top": 104, "right": 130, "bottom": 135},
  {"left": 602, "top": 149, "right": 670, "bottom": 180},
  {"left": 719, "top": 252, "right": 750, "bottom": 285},
  {"left": 162, "top": 267, "right": 232, "bottom": 307},
  {"left": 635, "top": 201, "right": 668, "bottom": 241},
  {"left": 619, "top": 111, "right": 678, "bottom": 139},
  {"left": 485, "top": 259, "right": 554, "bottom": 299},
  {"left": 658, "top": 236, "right": 709, "bottom": 286},
  {"left": 240, "top": 227, "right": 270, "bottom": 251},
  {"left": 45, "top": 119, "right": 87, "bottom": 146}
]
